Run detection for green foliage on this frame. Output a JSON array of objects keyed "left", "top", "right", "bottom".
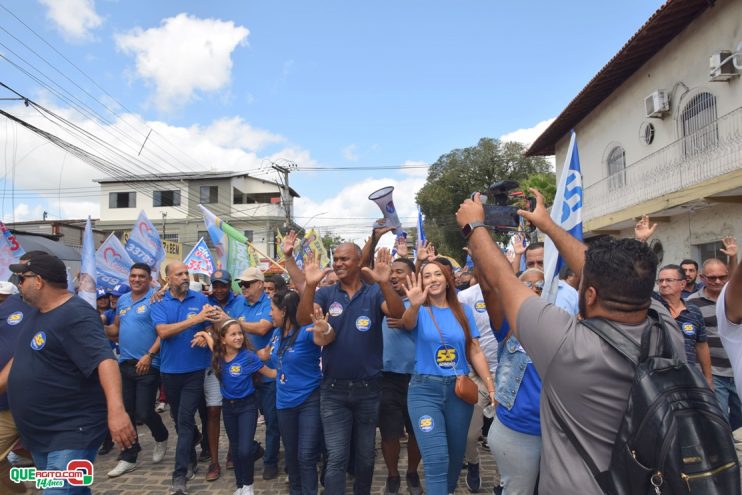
[
  {"left": 416, "top": 138, "right": 551, "bottom": 262},
  {"left": 320, "top": 233, "right": 345, "bottom": 251},
  {"left": 520, "top": 172, "right": 557, "bottom": 207}
]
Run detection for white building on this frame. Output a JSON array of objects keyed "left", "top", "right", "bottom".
[
  {"left": 95, "top": 171, "right": 299, "bottom": 259},
  {"left": 527, "top": 0, "right": 742, "bottom": 265}
]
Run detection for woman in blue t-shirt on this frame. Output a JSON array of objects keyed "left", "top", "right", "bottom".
[
  {"left": 483, "top": 268, "right": 544, "bottom": 495},
  {"left": 194, "top": 320, "right": 275, "bottom": 495},
  {"left": 267, "top": 290, "right": 322, "bottom": 495},
  {"left": 402, "top": 260, "right": 495, "bottom": 495}
]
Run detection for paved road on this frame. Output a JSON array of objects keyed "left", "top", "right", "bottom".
[{"left": 87, "top": 409, "right": 501, "bottom": 494}]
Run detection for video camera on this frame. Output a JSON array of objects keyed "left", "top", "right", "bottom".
[{"left": 472, "top": 180, "right": 536, "bottom": 232}]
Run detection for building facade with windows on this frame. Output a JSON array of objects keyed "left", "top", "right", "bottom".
[
  {"left": 96, "top": 171, "right": 299, "bottom": 260},
  {"left": 528, "top": 0, "right": 742, "bottom": 265}
]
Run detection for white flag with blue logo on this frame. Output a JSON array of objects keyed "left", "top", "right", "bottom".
[
  {"left": 125, "top": 210, "right": 166, "bottom": 274},
  {"left": 542, "top": 131, "right": 583, "bottom": 303},
  {"left": 79, "top": 216, "right": 97, "bottom": 307}
]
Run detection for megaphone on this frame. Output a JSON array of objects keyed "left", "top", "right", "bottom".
[{"left": 368, "top": 186, "right": 402, "bottom": 234}]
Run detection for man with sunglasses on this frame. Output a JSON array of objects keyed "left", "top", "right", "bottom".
[
  {"left": 236, "top": 267, "right": 280, "bottom": 480},
  {"left": 687, "top": 258, "right": 741, "bottom": 428},
  {"left": 4, "top": 253, "right": 135, "bottom": 494}
]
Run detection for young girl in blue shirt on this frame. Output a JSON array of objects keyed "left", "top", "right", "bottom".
[
  {"left": 194, "top": 319, "right": 275, "bottom": 495},
  {"left": 402, "top": 260, "right": 495, "bottom": 495}
]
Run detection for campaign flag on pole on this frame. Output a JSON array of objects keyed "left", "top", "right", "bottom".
[
  {"left": 184, "top": 238, "right": 216, "bottom": 277},
  {"left": 199, "top": 204, "right": 259, "bottom": 278},
  {"left": 0, "top": 221, "right": 24, "bottom": 282},
  {"left": 125, "top": 210, "right": 166, "bottom": 273},
  {"left": 542, "top": 131, "right": 583, "bottom": 303},
  {"left": 417, "top": 206, "right": 426, "bottom": 244},
  {"left": 79, "top": 216, "right": 97, "bottom": 306},
  {"left": 96, "top": 233, "right": 134, "bottom": 290}
]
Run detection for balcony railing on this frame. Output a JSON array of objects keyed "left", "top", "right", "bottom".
[
  {"left": 230, "top": 202, "right": 285, "bottom": 219},
  {"left": 583, "top": 106, "right": 742, "bottom": 221}
]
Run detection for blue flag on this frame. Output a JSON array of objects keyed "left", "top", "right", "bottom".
[
  {"left": 126, "top": 210, "right": 166, "bottom": 273},
  {"left": 183, "top": 237, "right": 216, "bottom": 277},
  {"left": 417, "top": 206, "right": 426, "bottom": 244},
  {"left": 542, "top": 131, "right": 583, "bottom": 303},
  {"left": 79, "top": 216, "right": 97, "bottom": 306}
]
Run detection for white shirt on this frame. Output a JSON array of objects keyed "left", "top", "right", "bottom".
[
  {"left": 717, "top": 284, "right": 742, "bottom": 399},
  {"left": 458, "top": 284, "right": 497, "bottom": 375}
]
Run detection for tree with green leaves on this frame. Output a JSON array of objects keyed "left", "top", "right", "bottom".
[{"left": 415, "top": 138, "right": 552, "bottom": 262}]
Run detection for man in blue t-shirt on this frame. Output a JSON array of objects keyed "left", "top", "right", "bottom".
[
  {"left": 297, "top": 244, "right": 405, "bottom": 495},
  {"left": 104, "top": 263, "right": 169, "bottom": 479},
  {"left": 150, "top": 261, "right": 220, "bottom": 495},
  {"left": 4, "top": 253, "right": 135, "bottom": 495},
  {"left": 235, "top": 267, "right": 280, "bottom": 480}
]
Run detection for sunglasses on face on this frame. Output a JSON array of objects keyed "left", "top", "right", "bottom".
[
  {"left": 18, "top": 273, "right": 39, "bottom": 284},
  {"left": 702, "top": 274, "right": 728, "bottom": 282},
  {"left": 239, "top": 280, "right": 258, "bottom": 289},
  {"left": 522, "top": 280, "right": 544, "bottom": 290}
]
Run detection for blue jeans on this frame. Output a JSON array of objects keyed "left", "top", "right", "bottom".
[
  {"left": 488, "top": 415, "right": 541, "bottom": 495},
  {"left": 255, "top": 380, "right": 280, "bottom": 467},
  {"left": 320, "top": 377, "right": 381, "bottom": 495},
  {"left": 222, "top": 394, "right": 259, "bottom": 488},
  {"left": 713, "top": 375, "right": 742, "bottom": 430},
  {"left": 30, "top": 448, "right": 97, "bottom": 495},
  {"left": 278, "top": 388, "right": 321, "bottom": 495},
  {"left": 407, "top": 374, "right": 474, "bottom": 495},
  {"left": 161, "top": 370, "right": 204, "bottom": 481}
]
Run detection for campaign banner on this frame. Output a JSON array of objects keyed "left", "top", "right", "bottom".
[
  {"left": 0, "top": 221, "right": 24, "bottom": 281},
  {"left": 183, "top": 238, "right": 216, "bottom": 277},
  {"left": 199, "top": 204, "right": 260, "bottom": 278},
  {"left": 96, "top": 234, "right": 134, "bottom": 290},
  {"left": 78, "top": 216, "right": 97, "bottom": 306},
  {"left": 125, "top": 210, "right": 165, "bottom": 273}
]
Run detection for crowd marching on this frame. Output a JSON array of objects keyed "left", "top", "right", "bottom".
[{"left": 2, "top": 188, "right": 742, "bottom": 495}]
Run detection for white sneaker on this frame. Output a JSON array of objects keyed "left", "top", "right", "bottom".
[
  {"left": 232, "top": 489, "right": 243, "bottom": 495},
  {"left": 241, "top": 485, "right": 254, "bottom": 495},
  {"left": 107, "top": 460, "right": 138, "bottom": 478},
  {"left": 156, "top": 402, "right": 167, "bottom": 413},
  {"left": 153, "top": 439, "right": 168, "bottom": 464}
]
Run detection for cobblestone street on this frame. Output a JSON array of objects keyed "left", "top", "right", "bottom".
[{"left": 85, "top": 410, "right": 500, "bottom": 494}]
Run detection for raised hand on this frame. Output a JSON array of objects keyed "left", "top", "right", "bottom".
[
  {"left": 634, "top": 214, "right": 657, "bottom": 242},
  {"left": 362, "top": 247, "right": 393, "bottom": 283},
  {"left": 281, "top": 230, "right": 299, "bottom": 257},
  {"left": 721, "top": 236, "right": 738, "bottom": 258},
  {"left": 456, "top": 193, "right": 485, "bottom": 228},
  {"left": 517, "top": 188, "right": 551, "bottom": 231},
  {"left": 512, "top": 232, "right": 527, "bottom": 256},
  {"left": 395, "top": 235, "right": 409, "bottom": 258},
  {"left": 403, "top": 272, "right": 429, "bottom": 307},
  {"left": 372, "top": 223, "right": 396, "bottom": 242},
  {"left": 305, "top": 251, "right": 332, "bottom": 287},
  {"left": 416, "top": 240, "right": 430, "bottom": 262},
  {"left": 307, "top": 305, "right": 330, "bottom": 334}
]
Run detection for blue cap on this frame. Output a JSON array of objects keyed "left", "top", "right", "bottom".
[
  {"left": 210, "top": 269, "right": 232, "bottom": 284},
  {"left": 110, "top": 284, "right": 131, "bottom": 297},
  {"left": 96, "top": 288, "right": 109, "bottom": 299}
]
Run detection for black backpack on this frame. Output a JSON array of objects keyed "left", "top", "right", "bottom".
[{"left": 549, "top": 309, "right": 740, "bottom": 494}]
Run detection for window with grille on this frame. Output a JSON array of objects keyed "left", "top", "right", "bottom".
[
  {"left": 681, "top": 92, "right": 718, "bottom": 156},
  {"left": 153, "top": 190, "right": 181, "bottom": 207},
  {"left": 607, "top": 146, "right": 626, "bottom": 189},
  {"left": 162, "top": 233, "right": 179, "bottom": 242},
  {"left": 109, "top": 192, "right": 136, "bottom": 208}
]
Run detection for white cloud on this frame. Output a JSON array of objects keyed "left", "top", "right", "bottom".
[
  {"left": 115, "top": 13, "right": 249, "bottom": 110},
  {"left": 195, "top": 117, "right": 284, "bottom": 151},
  {"left": 500, "top": 117, "right": 556, "bottom": 147},
  {"left": 39, "top": 0, "right": 103, "bottom": 42},
  {"left": 293, "top": 171, "right": 427, "bottom": 246},
  {"left": 342, "top": 144, "right": 359, "bottom": 161}
]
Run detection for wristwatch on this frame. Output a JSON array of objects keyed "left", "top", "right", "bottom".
[
  {"left": 148, "top": 352, "right": 158, "bottom": 359},
  {"left": 461, "top": 222, "right": 487, "bottom": 239}
]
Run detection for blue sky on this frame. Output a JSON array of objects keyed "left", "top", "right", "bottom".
[{"left": 0, "top": 0, "right": 663, "bottom": 241}]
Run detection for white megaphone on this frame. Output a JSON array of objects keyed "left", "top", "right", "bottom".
[{"left": 368, "top": 186, "right": 402, "bottom": 234}]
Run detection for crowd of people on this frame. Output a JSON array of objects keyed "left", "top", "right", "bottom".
[{"left": 1, "top": 188, "right": 742, "bottom": 495}]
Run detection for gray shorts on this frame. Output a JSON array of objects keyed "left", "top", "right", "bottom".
[{"left": 204, "top": 368, "right": 223, "bottom": 407}]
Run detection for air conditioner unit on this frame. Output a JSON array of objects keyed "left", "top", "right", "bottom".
[
  {"left": 709, "top": 50, "right": 738, "bottom": 81},
  {"left": 644, "top": 90, "right": 669, "bottom": 118}
]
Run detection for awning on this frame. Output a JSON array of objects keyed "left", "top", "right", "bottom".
[{"left": 13, "top": 233, "right": 82, "bottom": 262}]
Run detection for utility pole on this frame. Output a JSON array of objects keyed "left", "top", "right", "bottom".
[{"left": 271, "top": 160, "right": 297, "bottom": 228}]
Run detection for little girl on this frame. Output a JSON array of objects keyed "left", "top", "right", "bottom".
[{"left": 194, "top": 319, "right": 276, "bottom": 495}]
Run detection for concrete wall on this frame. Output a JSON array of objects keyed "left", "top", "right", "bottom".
[{"left": 555, "top": 0, "right": 742, "bottom": 192}]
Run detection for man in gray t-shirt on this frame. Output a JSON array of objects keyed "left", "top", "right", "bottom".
[{"left": 456, "top": 191, "right": 684, "bottom": 493}]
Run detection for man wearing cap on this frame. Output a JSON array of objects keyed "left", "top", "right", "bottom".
[
  {"left": 236, "top": 267, "right": 280, "bottom": 480},
  {"left": 151, "top": 261, "right": 221, "bottom": 495},
  {"left": 200, "top": 269, "right": 244, "bottom": 481},
  {"left": 104, "top": 262, "right": 169, "bottom": 479},
  {"left": 3, "top": 253, "right": 135, "bottom": 494}
]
